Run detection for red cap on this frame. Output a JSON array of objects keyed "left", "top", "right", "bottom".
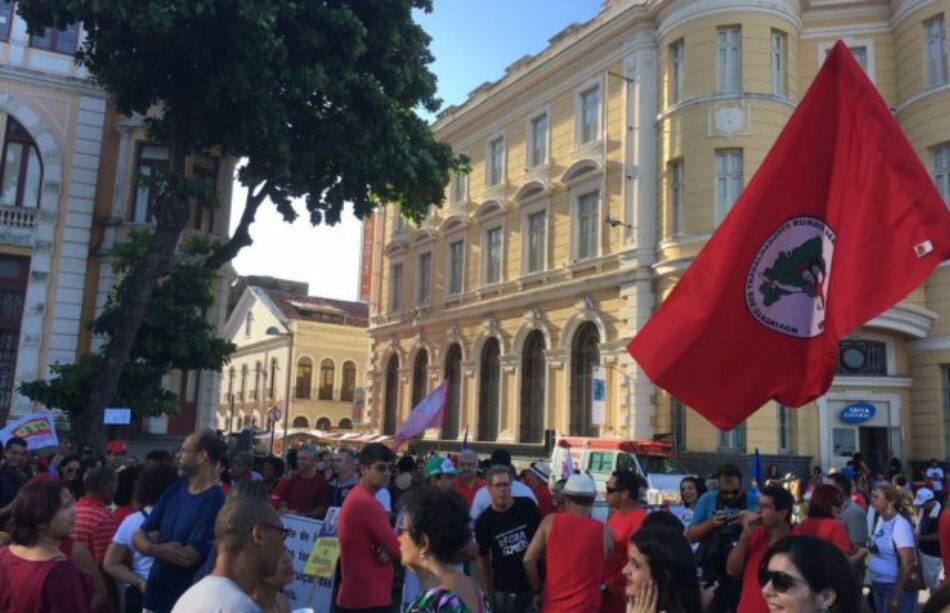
[{"left": 105, "top": 440, "right": 127, "bottom": 454}]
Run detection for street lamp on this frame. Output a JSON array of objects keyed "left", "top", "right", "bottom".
[{"left": 265, "top": 326, "right": 294, "bottom": 456}]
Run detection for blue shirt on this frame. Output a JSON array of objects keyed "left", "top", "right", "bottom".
[
  {"left": 689, "top": 489, "right": 759, "bottom": 527},
  {"left": 141, "top": 479, "right": 225, "bottom": 613}
]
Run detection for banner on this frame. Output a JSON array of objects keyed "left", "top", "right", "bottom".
[
  {"left": 392, "top": 382, "right": 448, "bottom": 450},
  {"left": 352, "top": 388, "right": 365, "bottom": 426},
  {"left": 0, "top": 411, "right": 59, "bottom": 449},
  {"left": 281, "top": 508, "right": 340, "bottom": 612},
  {"left": 592, "top": 367, "right": 606, "bottom": 425}
]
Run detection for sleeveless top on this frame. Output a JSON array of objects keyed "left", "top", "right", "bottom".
[
  {"left": 405, "top": 586, "right": 491, "bottom": 613},
  {"left": 0, "top": 546, "right": 94, "bottom": 613},
  {"left": 543, "top": 513, "right": 605, "bottom": 613}
]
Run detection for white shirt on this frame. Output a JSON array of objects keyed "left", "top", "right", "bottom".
[
  {"left": 470, "top": 479, "right": 537, "bottom": 521},
  {"left": 170, "top": 576, "right": 262, "bottom": 613},
  {"left": 868, "top": 514, "right": 916, "bottom": 584},
  {"left": 927, "top": 467, "right": 944, "bottom": 491},
  {"left": 112, "top": 506, "right": 154, "bottom": 581}
]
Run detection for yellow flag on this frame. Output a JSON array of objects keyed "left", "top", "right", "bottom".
[{"left": 303, "top": 536, "right": 340, "bottom": 579}]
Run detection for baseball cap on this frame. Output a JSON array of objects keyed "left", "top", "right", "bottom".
[
  {"left": 913, "top": 487, "right": 935, "bottom": 507},
  {"left": 425, "top": 456, "right": 458, "bottom": 479},
  {"left": 563, "top": 473, "right": 597, "bottom": 498},
  {"left": 105, "top": 440, "right": 127, "bottom": 455}
]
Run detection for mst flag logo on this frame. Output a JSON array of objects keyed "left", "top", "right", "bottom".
[{"left": 745, "top": 216, "right": 836, "bottom": 339}]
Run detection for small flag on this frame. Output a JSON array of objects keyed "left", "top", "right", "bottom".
[
  {"left": 561, "top": 441, "right": 575, "bottom": 478},
  {"left": 752, "top": 448, "right": 762, "bottom": 487},
  {"left": 391, "top": 383, "right": 448, "bottom": 451},
  {"left": 461, "top": 426, "right": 469, "bottom": 451}
]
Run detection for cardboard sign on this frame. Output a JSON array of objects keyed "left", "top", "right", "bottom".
[
  {"left": 0, "top": 411, "right": 59, "bottom": 449},
  {"left": 281, "top": 508, "right": 340, "bottom": 611},
  {"left": 592, "top": 367, "right": 606, "bottom": 425}
]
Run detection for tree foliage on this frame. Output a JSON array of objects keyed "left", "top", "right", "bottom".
[{"left": 15, "top": 0, "right": 458, "bottom": 441}]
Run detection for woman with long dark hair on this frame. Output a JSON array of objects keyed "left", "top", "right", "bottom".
[
  {"left": 760, "top": 535, "right": 861, "bottom": 613},
  {"left": 670, "top": 475, "right": 706, "bottom": 527},
  {"left": 622, "top": 527, "right": 703, "bottom": 613}
]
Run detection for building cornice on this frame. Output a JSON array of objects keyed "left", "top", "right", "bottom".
[
  {"left": 890, "top": 0, "right": 938, "bottom": 27},
  {"left": 655, "top": 0, "right": 802, "bottom": 41},
  {"left": 0, "top": 64, "right": 104, "bottom": 98},
  {"left": 865, "top": 302, "right": 938, "bottom": 339}
]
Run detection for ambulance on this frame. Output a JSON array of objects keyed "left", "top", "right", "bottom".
[{"left": 550, "top": 437, "right": 688, "bottom": 506}]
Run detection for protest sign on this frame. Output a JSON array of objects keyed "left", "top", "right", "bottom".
[
  {"left": 0, "top": 411, "right": 59, "bottom": 449},
  {"left": 281, "top": 508, "right": 340, "bottom": 611}
]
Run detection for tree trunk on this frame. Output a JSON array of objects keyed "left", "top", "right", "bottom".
[{"left": 76, "top": 123, "right": 191, "bottom": 447}]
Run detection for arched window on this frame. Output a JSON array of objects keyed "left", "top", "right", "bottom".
[
  {"left": 341, "top": 361, "right": 357, "bottom": 402},
  {"left": 316, "top": 417, "right": 332, "bottom": 431},
  {"left": 478, "top": 338, "right": 500, "bottom": 441},
  {"left": 253, "top": 361, "right": 262, "bottom": 400},
  {"left": 570, "top": 322, "right": 600, "bottom": 436},
  {"left": 520, "top": 331, "right": 546, "bottom": 443},
  {"left": 295, "top": 358, "right": 312, "bottom": 399},
  {"left": 383, "top": 355, "right": 399, "bottom": 435},
  {"left": 240, "top": 364, "right": 248, "bottom": 401},
  {"left": 319, "top": 359, "right": 334, "bottom": 400},
  {"left": 339, "top": 418, "right": 353, "bottom": 430},
  {"left": 292, "top": 416, "right": 309, "bottom": 428},
  {"left": 411, "top": 349, "right": 428, "bottom": 410},
  {"left": 442, "top": 344, "right": 462, "bottom": 440},
  {"left": 0, "top": 118, "right": 42, "bottom": 209}
]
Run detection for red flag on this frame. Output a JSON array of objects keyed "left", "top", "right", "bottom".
[{"left": 628, "top": 41, "right": 950, "bottom": 430}]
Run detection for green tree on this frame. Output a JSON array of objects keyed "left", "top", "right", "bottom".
[
  {"left": 20, "top": 232, "right": 236, "bottom": 432},
  {"left": 16, "top": 0, "right": 459, "bottom": 442}
]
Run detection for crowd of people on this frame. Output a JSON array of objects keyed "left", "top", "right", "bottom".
[{"left": 4, "top": 431, "right": 950, "bottom": 612}]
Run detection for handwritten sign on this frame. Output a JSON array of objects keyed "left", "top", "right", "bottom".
[
  {"left": 281, "top": 508, "right": 340, "bottom": 612},
  {"left": 0, "top": 411, "right": 59, "bottom": 449}
]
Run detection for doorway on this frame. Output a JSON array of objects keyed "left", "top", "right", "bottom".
[{"left": 859, "top": 427, "right": 889, "bottom": 474}]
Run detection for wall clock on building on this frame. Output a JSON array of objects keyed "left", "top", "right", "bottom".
[{"left": 714, "top": 106, "right": 745, "bottom": 137}]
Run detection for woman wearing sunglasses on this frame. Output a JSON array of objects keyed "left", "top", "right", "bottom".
[{"left": 759, "top": 535, "right": 861, "bottom": 613}]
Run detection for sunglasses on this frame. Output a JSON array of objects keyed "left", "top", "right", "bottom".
[
  {"left": 605, "top": 486, "right": 621, "bottom": 494},
  {"left": 759, "top": 570, "right": 803, "bottom": 593}
]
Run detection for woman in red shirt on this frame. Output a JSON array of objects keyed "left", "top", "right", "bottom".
[
  {"left": 0, "top": 479, "right": 94, "bottom": 612},
  {"left": 794, "top": 484, "right": 867, "bottom": 565}
]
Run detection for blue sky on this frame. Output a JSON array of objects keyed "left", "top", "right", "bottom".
[{"left": 230, "top": 1, "right": 602, "bottom": 301}]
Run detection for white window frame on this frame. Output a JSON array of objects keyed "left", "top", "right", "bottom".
[
  {"left": 525, "top": 109, "right": 550, "bottom": 170},
  {"left": 389, "top": 261, "right": 404, "bottom": 312},
  {"left": 392, "top": 213, "right": 407, "bottom": 238},
  {"left": 481, "top": 223, "right": 505, "bottom": 286},
  {"left": 925, "top": 14, "right": 948, "bottom": 88},
  {"left": 486, "top": 133, "right": 506, "bottom": 187},
  {"left": 574, "top": 77, "right": 603, "bottom": 149},
  {"left": 669, "top": 159, "right": 684, "bottom": 238},
  {"left": 718, "top": 422, "right": 747, "bottom": 453},
  {"left": 717, "top": 26, "right": 742, "bottom": 94},
  {"left": 714, "top": 149, "right": 743, "bottom": 224},
  {"left": 450, "top": 170, "right": 468, "bottom": 205},
  {"left": 445, "top": 236, "right": 466, "bottom": 298},
  {"left": 571, "top": 181, "right": 602, "bottom": 262},
  {"left": 670, "top": 39, "right": 685, "bottom": 104},
  {"left": 415, "top": 251, "right": 432, "bottom": 306},
  {"left": 520, "top": 199, "right": 549, "bottom": 276},
  {"left": 771, "top": 29, "right": 787, "bottom": 97},
  {"left": 778, "top": 404, "right": 793, "bottom": 454},
  {"left": 818, "top": 38, "right": 876, "bottom": 84},
  {"left": 934, "top": 142, "right": 950, "bottom": 205}
]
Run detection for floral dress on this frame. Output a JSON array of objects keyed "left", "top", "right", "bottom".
[{"left": 405, "top": 587, "right": 492, "bottom": 613}]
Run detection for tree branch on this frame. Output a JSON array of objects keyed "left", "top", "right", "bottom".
[{"left": 203, "top": 181, "right": 269, "bottom": 271}]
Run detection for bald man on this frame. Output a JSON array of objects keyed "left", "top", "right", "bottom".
[{"left": 172, "top": 481, "right": 285, "bottom": 612}]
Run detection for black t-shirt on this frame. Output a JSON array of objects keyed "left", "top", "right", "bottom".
[
  {"left": 475, "top": 497, "right": 541, "bottom": 593},
  {"left": 0, "top": 468, "right": 26, "bottom": 509},
  {"left": 920, "top": 508, "right": 941, "bottom": 557}
]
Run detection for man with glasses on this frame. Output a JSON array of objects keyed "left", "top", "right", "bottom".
[
  {"left": 726, "top": 485, "right": 793, "bottom": 613},
  {"left": 134, "top": 429, "right": 227, "bottom": 613},
  {"left": 171, "top": 481, "right": 285, "bottom": 612},
  {"left": 336, "top": 443, "right": 400, "bottom": 613},
  {"left": 687, "top": 464, "right": 760, "bottom": 613},
  {"left": 602, "top": 471, "right": 648, "bottom": 613},
  {"left": 470, "top": 449, "right": 537, "bottom": 521},
  {"left": 276, "top": 444, "right": 328, "bottom": 519},
  {"left": 453, "top": 449, "right": 485, "bottom": 508},
  {"left": 475, "top": 465, "right": 541, "bottom": 613}
]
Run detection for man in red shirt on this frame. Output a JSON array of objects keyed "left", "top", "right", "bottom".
[
  {"left": 277, "top": 445, "right": 329, "bottom": 519},
  {"left": 522, "top": 462, "right": 555, "bottom": 517},
  {"left": 453, "top": 449, "right": 484, "bottom": 509},
  {"left": 940, "top": 498, "right": 950, "bottom": 586},
  {"left": 73, "top": 466, "right": 118, "bottom": 563},
  {"left": 602, "top": 471, "right": 648, "bottom": 613},
  {"left": 336, "top": 443, "right": 400, "bottom": 612},
  {"left": 726, "top": 485, "right": 794, "bottom": 613}
]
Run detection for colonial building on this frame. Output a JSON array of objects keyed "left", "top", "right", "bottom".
[
  {"left": 0, "top": 5, "right": 234, "bottom": 438},
  {"left": 365, "top": 0, "right": 950, "bottom": 473},
  {"left": 220, "top": 286, "right": 369, "bottom": 440}
]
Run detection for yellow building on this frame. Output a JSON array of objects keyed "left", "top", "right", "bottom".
[
  {"left": 366, "top": 0, "right": 950, "bottom": 474},
  {"left": 220, "top": 286, "right": 369, "bottom": 437}
]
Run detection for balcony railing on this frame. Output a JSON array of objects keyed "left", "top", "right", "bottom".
[{"left": 0, "top": 205, "right": 37, "bottom": 229}]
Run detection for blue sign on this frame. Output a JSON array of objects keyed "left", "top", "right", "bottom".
[{"left": 840, "top": 402, "right": 876, "bottom": 425}]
